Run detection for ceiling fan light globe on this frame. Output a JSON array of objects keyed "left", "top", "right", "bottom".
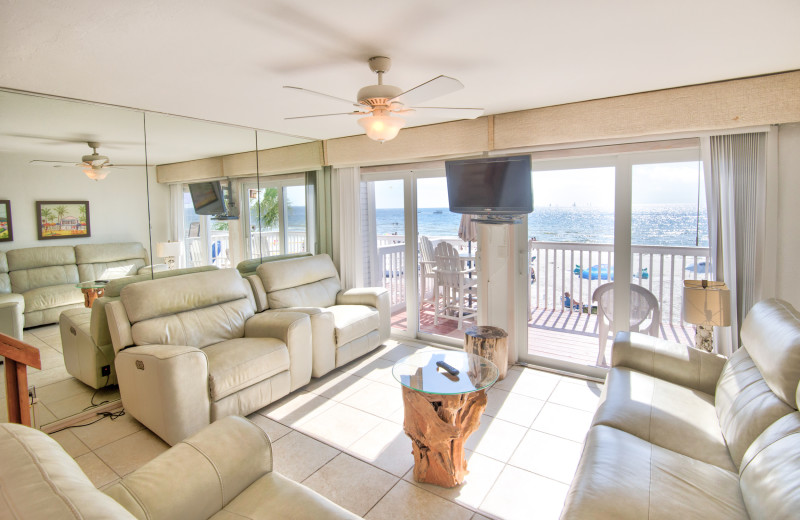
[
  {"left": 84, "top": 167, "right": 109, "bottom": 181},
  {"left": 358, "top": 115, "right": 405, "bottom": 143}
]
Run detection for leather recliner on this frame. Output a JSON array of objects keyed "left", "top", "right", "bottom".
[
  {"left": 105, "top": 268, "right": 313, "bottom": 445},
  {"left": 247, "top": 254, "right": 390, "bottom": 378}
]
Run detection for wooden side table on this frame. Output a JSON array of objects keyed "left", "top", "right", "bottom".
[
  {"left": 464, "top": 326, "right": 508, "bottom": 380},
  {"left": 393, "top": 351, "right": 498, "bottom": 488}
]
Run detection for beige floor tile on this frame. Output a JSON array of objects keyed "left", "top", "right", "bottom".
[
  {"left": 547, "top": 379, "right": 603, "bottom": 412},
  {"left": 484, "top": 388, "right": 545, "bottom": 428},
  {"left": 464, "top": 416, "right": 527, "bottom": 463},
  {"left": 296, "top": 402, "right": 382, "bottom": 449},
  {"left": 346, "top": 419, "right": 414, "bottom": 477},
  {"left": 94, "top": 429, "right": 169, "bottom": 476},
  {"left": 493, "top": 367, "right": 560, "bottom": 401},
  {"left": 73, "top": 452, "right": 119, "bottom": 488},
  {"left": 70, "top": 412, "right": 145, "bottom": 450},
  {"left": 377, "top": 343, "right": 422, "bottom": 362},
  {"left": 271, "top": 431, "right": 339, "bottom": 482},
  {"left": 43, "top": 387, "right": 120, "bottom": 420},
  {"left": 37, "top": 346, "right": 66, "bottom": 371},
  {"left": 303, "top": 453, "right": 399, "bottom": 516},
  {"left": 480, "top": 466, "right": 568, "bottom": 520},
  {"left": 28, "top": 366, "right": 73, "bottom": 387},
  {"left": 99, "top": 479, "right": 122, "bottom": 492},
  {"left": 366, "top": 480, "right": 473, "bottom": 520},
  {"left": 508, "top": 429, "right": 583, "bottom": 484},
  {"left": 246, "top": 413, "right": 292, "bottom": 442},
  {"left": 305, "top": 371, "right": 373, "bottom": 402},
  {"left": 34, "top": 403, "right": 58, "bottom": 426},
  {"left": 530, "top": 403, "right": 593, "bottom": 443},
  {"left": 404, "top": 450, "right": 504, "bottom": 510},
  {"left": 261, "top": 391, "right": 337, "bottom": 428},
  {"left": 344, "top": 357, "right": 399, "bottom": 387},
  {"left": 34, "top": 377, "right": 93, "bottom": 403},
  {"left": 470, "top": 514, "right": 495, "bottom": 520},
  {"left": 49, "top": 429, "right": 91, "bottom": 458},
  {"left": 341, "top": 380, "right": 404, "bottom": 421}
]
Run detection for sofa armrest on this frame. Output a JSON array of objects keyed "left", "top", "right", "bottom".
[
  {"left": 115, "top": 344, "right": 210, "bottom": 445},
  {"left": 137, "top": 264, "right": 169, "bottom": 276},
  {"left": 105, "top": 416, "right": 272, "bottom": 520},
  {"left": 336, "top": 287, "right": 390, "bottom": 342},
  {"left": 246, "top": 274, "right": 268, "bottom": 312},
  {"left": 106, "top": 300, "right": 134, "bottom": 355},
  {"left": 611, "top": 331, "right": 727, "bottom": 394},
  {"left": 0, "top": 293, "right": 24, "bottom": 340},
  {"left": 245, "top": 311, "right": 312, "bottom": 391}
]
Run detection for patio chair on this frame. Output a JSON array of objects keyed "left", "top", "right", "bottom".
[
  {"left": 433, "top": 241, "right": 477, "bottom": 330},
  {"left": 419, "top": 236, "right": 437, "bottom": 309},
  {"left": 592, "top": 283, "right": 661, "bottom": 366}
]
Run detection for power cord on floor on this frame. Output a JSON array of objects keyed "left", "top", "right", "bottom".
[
  {"left": 48, "top": 409, "right": 126, "bottom": 435},
  {"left": 83, "top": 375, "right": 113, "bottom": 411}
]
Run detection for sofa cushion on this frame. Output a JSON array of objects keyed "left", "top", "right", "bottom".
[
  {"left": 79, "top": 259, "right": 146, "bottom": 282},
  {"left": 328, "top": 304, "right": 380, "bottom": 347},
  {"left": 10, "top": 264, "right": 80, "bottom": 293},
  {"left": 75, "top": 242, "right": 147, "bottom": 264},
  {"left": 561, "top": 425, "right": 747, "bottom": 520},
  {"left": 739, "top": 412, "right": 800, "bottom": 519},
  {"left": 0, "top": 251, "right": 9, "bottom": 294},
  {"left": 257, "top": 254, "right": 341, "bottom": 308},
  {"left": 131, "top": 299, "right": 255, "bottom": 348},
  {"left": 121, "top": 269, "right": 251, "bottom": 323},
  {"left": 203, "top": 338, "right": 290, "bottom": 401},
  {"left": 23, "top": 282, "right": 84, "bottom": 313},
  {"left": 592, "top": 367, "right": 736, "bottom": 472},
  {"left": 0, "top": 423, "right": 135, "bottom": 519},
  {"left": 6, "top": 245, "right": 76, "bottom": 271},
  {"left": 739, "top": 299, "right": 800, "bottom": 408},
  {"left": 715, "top": 346, "right": 796, "bottom": 469}
]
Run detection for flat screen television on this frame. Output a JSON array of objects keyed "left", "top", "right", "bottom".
[
  {"left": 189, "top": 181, "right": 226, "bottom": 215},
  {"left": 445, "top": 155, "right": 533, "bottom": 215}
]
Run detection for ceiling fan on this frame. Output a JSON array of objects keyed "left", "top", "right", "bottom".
[
  {"left": 29, "top": 142, "right": 142, "bottom": 180},
  {"left": 284, "top": 56, "right": 484, "bottom": 142}
]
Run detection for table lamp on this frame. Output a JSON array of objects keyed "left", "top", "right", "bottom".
[
  {"left": 156, "top": 241, "right": 182, "bottom": 270},
  {"left": 683, "top": 280, "right": 731, "bottom": 352}
]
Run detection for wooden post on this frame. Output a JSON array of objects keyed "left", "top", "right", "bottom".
[
  {"left": 464, "top": 326, "right": 508, "bottom": 380},
  {"left": 1, "top": 332, "right": 41, "bottom": 427}
]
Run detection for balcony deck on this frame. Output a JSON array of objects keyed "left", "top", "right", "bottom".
[{"left": 391, "top": 303, "right": 695, "bottom": 369}]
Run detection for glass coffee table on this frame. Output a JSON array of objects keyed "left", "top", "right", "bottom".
[
  {"left": 393, "top": 350, "right": 498, "bottom": 487},
  {"left": 75, "top": 280, "right": 108, "bottom": 308}
]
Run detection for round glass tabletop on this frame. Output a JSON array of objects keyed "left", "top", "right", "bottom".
[
  {"left": 392, "top": 351, "right": 499, "bottom": 395},
  {"left": 76, "top": 280, "right": 109, "bottom": 289}
]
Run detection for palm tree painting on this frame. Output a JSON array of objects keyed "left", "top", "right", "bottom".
[{"left": 36, "top": 201, "right": 91, "bottom": 239}]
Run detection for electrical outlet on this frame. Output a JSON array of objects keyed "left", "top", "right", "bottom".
[{"left": 101, "top": 365, "right": 111, "bottom": 377}]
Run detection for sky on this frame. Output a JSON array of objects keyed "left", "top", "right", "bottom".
[{"left": 372, "top": 161, "right": 706, "bottom": 210}]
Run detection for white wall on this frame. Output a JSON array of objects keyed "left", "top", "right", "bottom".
[
  {"left": 0, "top": 156, "right": 169, "bottom": 257},
  {"left": 776, "top": 123, "right": 800, "bottom": 309}
]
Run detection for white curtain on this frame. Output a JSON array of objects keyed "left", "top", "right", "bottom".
[
  {"left": 706, "top": 132, "right": 767, "bottom": 355},
  {"left": 331, "top": 166, "right": 362, "bottom": 290},
  {"left": 168, "top": 184, "right": 186, "bottom": 267}
]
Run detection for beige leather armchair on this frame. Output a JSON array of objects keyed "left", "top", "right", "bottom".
[
  {"left": 248, "top": 254, "right": 390, "bottom": 378},
  {"left": 106, "top": 269, "right": 313, "bottom": 445},
  {"left": 0, "top": 251, "right": 24, "bottom": 340},
  {"left": 561, "top": 298, "right": 800, "bottom": 519},
  {"left": 1, "top": 416, "right": 361, "bottom": 519}
]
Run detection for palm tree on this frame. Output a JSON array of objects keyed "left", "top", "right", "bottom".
[
  {"left": 253, "top": 188, "right": 282, "bottom": 229},
  {"left": 54, "top": 205, "right": 67, "bottom": 230},
  {"left": 40, "top": 207, "right": 55, "bottom": 233},
  {"left": 78, "top": 205, "right": 86, "bottom": 227}
]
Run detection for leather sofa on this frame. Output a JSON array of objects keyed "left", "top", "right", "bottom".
[
  {"left": 105, "top": 268, "right": 313, "bottom": 445},
  {"left": 0, "top": 416, "right": 360, "bottom": 519},
  {"left": 59, "top": 265, "right": 218, "bottom": 389},
  {"left": 247, "top": 253, "right": 390, "bottom": 378},
  {"left": 0, "top": 251, "right": 24, "bottom": 339},
  {"left": 561, "top": 298, "right": 800, "bottom": 519},
  {"left": 235, "top": 252, "right": 312, "bottom": 277},
  {"left": 0, "top": 242, "right": 155, "bottom": 332}
]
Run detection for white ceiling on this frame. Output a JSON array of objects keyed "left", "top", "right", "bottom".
[{"left": 1, "top": 0, "right": 799, "bottom": 144}]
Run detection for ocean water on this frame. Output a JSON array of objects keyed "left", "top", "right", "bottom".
[{"left": 377, "top": 205, "right": 708, "bottom": 247}]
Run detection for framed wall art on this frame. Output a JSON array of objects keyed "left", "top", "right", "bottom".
[
  {"left": 0, "top": 200, "right": 12, "bottom": 242},
  {"left": 36, "top": 201, "right": 90, "bottom": 240}
]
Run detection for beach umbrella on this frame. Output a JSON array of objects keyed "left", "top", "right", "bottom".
[{"left": 458, "top": 214, "right": 478, "bottom": 246}]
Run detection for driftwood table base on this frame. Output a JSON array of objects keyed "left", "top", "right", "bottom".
[{"left": 402, "top": 386, "right": 488, "bottom": 488}]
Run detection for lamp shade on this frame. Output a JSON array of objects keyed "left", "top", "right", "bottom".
[
  {"left": 84, "top": 168, "right": 109, "bottom": 181},
  {"left": 156, "top": 241, "right": 182, "bottom": 258},
  {"left": 358, "top": 114, "right": 405, "bottom": 142},
  {"left": 683, "top": 280, "right": 731, "bottom": 326}
]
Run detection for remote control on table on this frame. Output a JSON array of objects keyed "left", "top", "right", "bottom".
[{"left": 436, "top": 360, "right": 459, "bottom": 376}]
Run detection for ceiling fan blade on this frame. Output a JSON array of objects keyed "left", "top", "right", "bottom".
[
  {"left": 392, "top": 75, "right": 464, "bottom": 106},
  {"left": 29, "top": 160, "right": 83, "bottom": 167},
  {"left": 283, "top": 86, "right": 361, "bottom": 107},
  {"left": 285, "top": 112, "right": 365, "bottom": 120},
  {"left": 407, "top": 106, "right": 485, "bottom": 119}
]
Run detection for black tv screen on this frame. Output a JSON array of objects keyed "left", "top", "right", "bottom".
[
  {"left": 189, "top": 181, "right": 226, "bottom": 215},
  {"left": 445, "top": 155, "right": 533, "bottom": 215}
]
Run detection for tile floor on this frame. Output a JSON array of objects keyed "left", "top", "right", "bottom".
[{"left": 6, "top": 330, "right": 603, "bottom": 519}]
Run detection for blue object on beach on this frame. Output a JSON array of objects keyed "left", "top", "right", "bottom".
[
  {"left": 641, "top": 267, "right": 649, "bottom": 279},
  {"left": 686, "top": 261, "right": 709, "bottom": 274},
  {"left": 581, "top": 264, "right": 614, "bottom": 280},
  {"left": 211, "top": 240, "right": 222, "bottom": 260},
  {"left": 573, "top": 265, "right": 581, "bottom": 275}
]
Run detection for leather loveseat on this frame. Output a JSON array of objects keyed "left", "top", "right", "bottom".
[
  {"left": 0, "top": 416, "right": 360, "bottom": 519},
  {"left": 59, "top": 265, "right": 218, "bottom": 389},
  {"left": 247, "top": 253, "right": 390, "bottom": 378},
  {"left": 105, "top": 268, "right": 313, "bottom": 445},
  {"left": 561, "top": 298, "right": 800, "bottom": 519}
]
